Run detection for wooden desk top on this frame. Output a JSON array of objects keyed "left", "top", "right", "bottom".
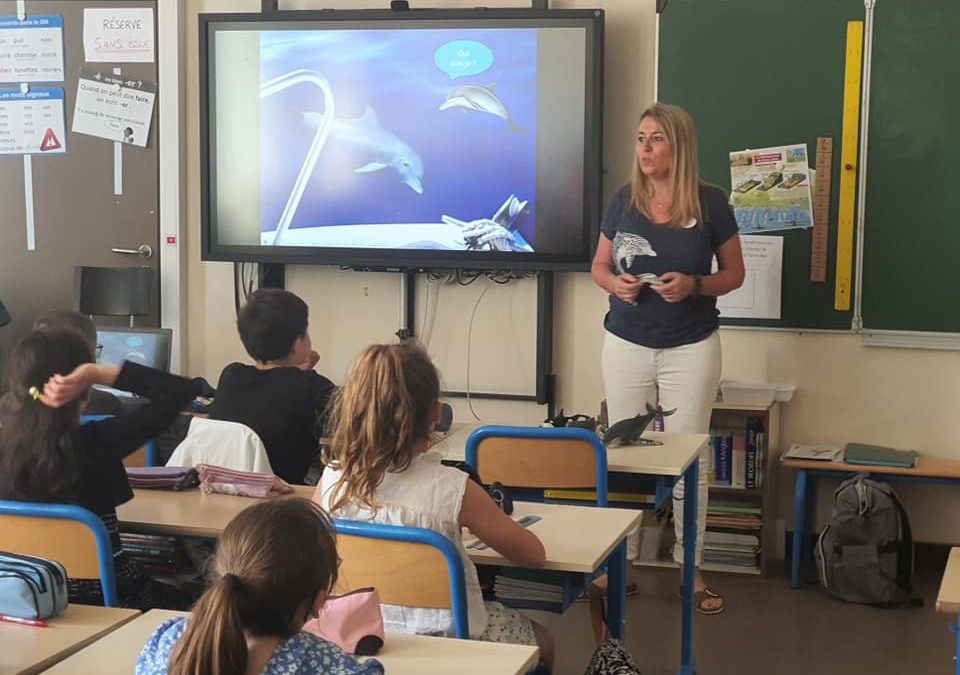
[
  {"left": 0, "top": 605, "right": 139, "bottom": 675},
  {"left": 783, "top": 456, "right": 960, "bottom": 479},
  {"left": 117, "top": 485, "right": 314, "bottom": 538},
  {"left": 43, "top": 610, "right": 540, "bottom": 675},
  {"left": 436, "top": 423, "right": 706, "bottom": 477},
  {"left": 468, "top": 501, "right": 640, "bottom": 573},
  {"left": 937, "top": 548, "right": 960, "bottom": 614},
  {"left": 119, "top": 489, "right": 638, "bottom": 575}
]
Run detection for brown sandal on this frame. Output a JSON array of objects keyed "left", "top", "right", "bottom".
[{"left": 677, "top": 586, "right": 724, "bottom": 614}]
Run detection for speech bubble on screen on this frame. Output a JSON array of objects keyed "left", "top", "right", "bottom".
[{"left": 434, "top": 40, "right": 493, "bottom": 79}]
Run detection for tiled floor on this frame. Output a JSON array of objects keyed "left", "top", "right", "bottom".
[{"left": 530, "top": 566, "right": 951, "bottom": 675}]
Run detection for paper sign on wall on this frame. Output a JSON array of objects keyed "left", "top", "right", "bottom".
[
  {"left": 0, "top": 87, "right": 67, "bottom": 154},
  {"left": 715, "top": 235, "right": 783, "bottom": 320},
  {"left": 72, "top": 67, "right": 155, "bottom": 147},
  {"left": 0, "top": 15, "right": 64, "bottom": 83},
  {"left": 83, "top": 8, "right": 154, "bottom": 63}
]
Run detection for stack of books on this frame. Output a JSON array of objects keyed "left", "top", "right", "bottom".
[
  {"left": 493, "top": 568, "right": 577, "bottom": 612},
  {"left": 702, "top": 531, "right": 761, "bottom": 570},
  {"left": 704, "top": 500, "right": 761, "bottom": 572},
  {"left": 119, "top": 533, "right": 189, "bottom": 578}
]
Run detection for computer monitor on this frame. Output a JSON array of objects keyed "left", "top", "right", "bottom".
[{"left": 94, "top": 327, "right": 172, "bottom": 396}]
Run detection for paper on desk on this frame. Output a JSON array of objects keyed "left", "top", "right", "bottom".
[
  {"left": 782, "top": 444, "right": 842, "bottom": 461},
  {"left": 463, "top": 515, "right": 541, "bottom": 550}
]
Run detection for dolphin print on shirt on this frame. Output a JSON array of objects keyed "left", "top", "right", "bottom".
[
  {"left": 301, "top": 106, "right": 424, "bottom": 194},
  {"left": 438, "top": 84, "right": 523, "bottom": 131},
  {"left": 612, "top": 231, "right": 657, "bottom": 274}
]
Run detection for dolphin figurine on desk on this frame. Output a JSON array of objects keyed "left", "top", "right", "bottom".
[{"left": 603, "top": 403, "right": 677, "bottom": 447}]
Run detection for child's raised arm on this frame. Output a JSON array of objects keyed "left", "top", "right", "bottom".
[{"left": 458, "top": 480, "right": 546, "bottom": 568}]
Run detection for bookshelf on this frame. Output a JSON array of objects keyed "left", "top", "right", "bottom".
[{"left": 635, "top": 401, "right": 782, "bottom": 577}]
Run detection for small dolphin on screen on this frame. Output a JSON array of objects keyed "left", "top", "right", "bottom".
[
  {"left": 301, "top": 106, "right": 424, "bottom": 194},
  {"left": 438, "top": 84, "right": 523, "bottom": 131}
]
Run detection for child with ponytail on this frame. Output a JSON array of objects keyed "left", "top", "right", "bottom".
[{"left": 136, "top": 497, "right": 382, "bottom": 675}]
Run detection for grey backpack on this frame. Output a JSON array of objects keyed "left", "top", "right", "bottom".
[{"left": 815, "top": 474, "right": 919, "bottom": 607}]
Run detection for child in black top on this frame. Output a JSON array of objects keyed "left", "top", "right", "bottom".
[
  {"left": 0, "top": 329, "right": 200, "bottom": 608},
  {"left": 208, "top": 289, "right": 335, "bottom": 484}
]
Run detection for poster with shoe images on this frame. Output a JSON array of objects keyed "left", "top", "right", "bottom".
[{"left": 729, "top": 143, "right": 814, "bottom": 233}]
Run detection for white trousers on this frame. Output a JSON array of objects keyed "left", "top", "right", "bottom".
[{"left": 601, "top": 330, "right": 721, "bottom": 566}]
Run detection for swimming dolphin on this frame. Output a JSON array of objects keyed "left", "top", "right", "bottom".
[
  {"left": 438, "top": 84, "right": 522, "bottom": 131},
  {"left": 301, "top": 106, "right": 424, "bottom": 194}
]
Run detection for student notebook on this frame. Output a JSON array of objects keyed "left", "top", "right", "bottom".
[{"left": 843, "top": 443, "right": 918, "bottom": 469}]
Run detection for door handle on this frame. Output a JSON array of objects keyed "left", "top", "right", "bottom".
[{"left": 111, "top": 244, "right": 153, "bottom": 259}]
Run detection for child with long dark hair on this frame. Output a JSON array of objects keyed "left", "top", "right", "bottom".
[
  {"left": 315, "top": 342, "right": 554, "bottom": 670},
  {"left": 136, "top": 498, "right": 383, "bottom": 675},
  {"left": 0, "top": 328, "right": 199, "bottom": 608}
]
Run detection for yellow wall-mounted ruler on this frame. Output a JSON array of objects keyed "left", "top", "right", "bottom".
[
  {"left": 834, "top": 21, "right": 863, "bottom": 310},
  {"left": 811, "top": 137, "right": 833, "bottom": 282}
]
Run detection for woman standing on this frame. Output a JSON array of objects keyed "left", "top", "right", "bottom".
[{"left": 592, "top": 103, "right": 745, "bottom": 615}]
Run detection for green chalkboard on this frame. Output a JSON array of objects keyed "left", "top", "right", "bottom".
[
  {"left": 658, "top": 0, "right": 862, "bottom": 329},
  {"left": 861, "top": 0, "right": 960, "bottom": 333}
]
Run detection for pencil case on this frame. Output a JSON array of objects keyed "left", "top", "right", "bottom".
[{"left": 0, "top": 551, "right": 69, "bottom": 620}]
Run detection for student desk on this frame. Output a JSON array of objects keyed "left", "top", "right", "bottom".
[
  {"left": 117, "top": 490, "right": 639, "bottom": 637},
  {"left": 437, "top": 425, "right": 708, "bottom": 675},
  {"left": 41, "top": 609, "right": 541, "bottom": 675},
  {"left": 785, "top": 457, "right": 960, "bottom": 589},
  {"left": 0, "top": 605, "right": 139, "bottom": 675},
  {"left": 937, "top": 548, "right": 960, "bottom": 675}
]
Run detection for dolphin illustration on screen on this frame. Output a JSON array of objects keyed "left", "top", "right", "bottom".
[
  {"left": 301, "top": 106, "right": 424, "bottom": 194},
  {"left": 438, "top": 84, "right": 523, "bottom": 131}
]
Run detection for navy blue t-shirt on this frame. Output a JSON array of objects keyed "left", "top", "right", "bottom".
[{"left": 600, "top": 184, "right": 739, "bottom": 349}]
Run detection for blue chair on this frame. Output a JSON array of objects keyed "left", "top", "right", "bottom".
[
  {"left": 81, "top": 414, "right": 159, "bottom": 467},
  {"left": 465, "top": 425, "right": 609, "bottom": 506},
  {"left": 333, "top": 519, "right": 470, "bottom": 639},
  {"left": 0, "top": 500, "right": 118, "bottom": 607}
]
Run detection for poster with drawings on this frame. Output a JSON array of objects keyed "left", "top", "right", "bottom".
[{"left": 729, "top": 143, "right": 813, "bottom": 233}]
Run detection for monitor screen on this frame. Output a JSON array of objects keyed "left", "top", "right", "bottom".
[
  {"left": 96, "top": 327, "right": 172, "bottom": 383},
  {"left": 200, "top": 9, "right": 603, "bottom": 271}
]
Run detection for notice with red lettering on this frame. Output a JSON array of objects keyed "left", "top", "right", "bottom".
[{"left": 83, "top": 8, "right": 154, "bottom": 63}]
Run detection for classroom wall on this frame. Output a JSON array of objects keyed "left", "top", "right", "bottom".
[{"left": 182, "top": 0, "right": 960, "bottom": 543}]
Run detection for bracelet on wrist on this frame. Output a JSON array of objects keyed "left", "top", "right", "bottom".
[{"left": 692, "top": 274, "right": 703, "bottom": 298}]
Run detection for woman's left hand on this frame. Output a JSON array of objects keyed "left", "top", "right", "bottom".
[{"left": 652, "top": 272, "right": 696, "bottom": 303}]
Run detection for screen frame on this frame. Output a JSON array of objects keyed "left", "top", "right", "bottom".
[
  {"left": 199, "top": 7, "right": 604, "bottom": 272},
  {"left": 95, "top": 326, "right": 173, "bottom": 373}
]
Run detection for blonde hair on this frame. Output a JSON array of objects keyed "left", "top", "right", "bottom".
[
  {"left": 324, "top": 341, "right": 440, "bottom": 514},
  {"left": 629, "top": 102, "right": 705, "bottom": 229},
  {"left": 168, "top": 498, "right": 339, "bottom": 675}
]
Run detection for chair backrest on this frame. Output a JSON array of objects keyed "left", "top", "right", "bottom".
[
  {"left": 466, "top": 425, "right": 609, "bottom": 506},
  {"left": 80, "top": 414, "right": 159, "bottom": 467},
  {"left": 0, "top": 500, "right": 118, "bottom": 606},
  {"left": 74, "top": 266, "right": 152, "bottom": 326},
  {"left": 334, "top": 519, "right": 470, "bottom": 638},
  {"left": 167, "top": 417, "right": 273, "bottom": 474}
]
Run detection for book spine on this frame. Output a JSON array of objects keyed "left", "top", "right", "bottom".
[
  {"left": 707, "top": 434, "right": 717, "bottom": 485},
  {"left": 715, "top": 431, "right": 731, "bottom": 485},
  {"left": 756, "top": 430, "right": 765, "bottom": 488},
  {"left": 731, "top": 430, "right": 746, "bottom": 488},
  {"left": 745, "top": 419, "right": 758, "bottom": 489}
]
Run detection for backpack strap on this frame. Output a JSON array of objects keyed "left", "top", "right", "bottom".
[{"left": 883, "top": 487, "right": 924, "bottom": 608}]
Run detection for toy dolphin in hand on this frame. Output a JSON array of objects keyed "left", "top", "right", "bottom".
[{"left": 603, "top": 403, "right": 677, "bottom": 447}]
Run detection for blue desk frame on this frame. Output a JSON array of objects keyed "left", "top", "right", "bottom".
[
  {"left": 791, "top": 467, "right": 960, "bottom": 589},
  {"left": 621, "top": 463, "right": 699, "bottom": 675}
]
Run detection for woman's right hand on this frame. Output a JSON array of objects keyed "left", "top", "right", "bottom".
[{"left": 611, "top": 273, "right": 644, "bottom": 304}]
